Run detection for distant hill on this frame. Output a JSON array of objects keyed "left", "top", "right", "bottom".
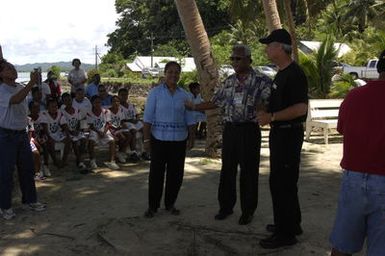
[{"left": 15, "top": 62, "right": 95, "bottom": 72}]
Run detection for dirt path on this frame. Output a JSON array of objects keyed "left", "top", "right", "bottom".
[{"left": 0, "top": 131, "right": 364, "bottom": 256}]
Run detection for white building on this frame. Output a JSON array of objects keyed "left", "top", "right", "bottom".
[
  {"left": 298, "top": 41, "right": 352, "bottom": 58},
  {"left": 126, "top": 56, "right": 196, "bottom": 73}
]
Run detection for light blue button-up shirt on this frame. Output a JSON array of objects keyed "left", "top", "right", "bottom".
[{"left": 144, "top": 84, "right": 195, "bottom": 141}]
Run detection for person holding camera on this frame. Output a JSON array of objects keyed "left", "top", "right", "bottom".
[{"left": 0, "top": 57, "right": 46, "bottom": 220}]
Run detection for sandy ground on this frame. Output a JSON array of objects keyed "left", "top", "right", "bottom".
[{"left": 0, "top": 130, "right": 364, "bottom": 256}]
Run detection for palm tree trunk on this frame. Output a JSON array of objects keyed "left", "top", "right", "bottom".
[
  {"left": 174, "top": 0, "right": 221, "bottom": 157},
  {"left": 262, "top": 0, "right": 282, "bottom": 32},
  {"left": 283, "top": 0, "right": 299, "bottom": 62}
]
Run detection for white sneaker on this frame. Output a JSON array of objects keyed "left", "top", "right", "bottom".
[
  {"left": 104, "top": 161, "right": 120, "bottom": 170},
  {"left": 90, "top": 159, "right": 98, "bottom": 169},
  {"left": 42, "top": 165, "right": 51, "bottom": 177},
  {"left": 116, "top": 152, "right": 126, "bottom": 163},
  {"left": 0, "top": 208, "right": 16, "bottom": 220},
  {"left": 78, "top": 162, "right": 87, "bottom": 169},
  {"left": 23, "top": 202, "right": 46, "bottom": 212}
]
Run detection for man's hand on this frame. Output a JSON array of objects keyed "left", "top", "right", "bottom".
[
  {"left": 257, "top": 111, "right": 272, "bottom": 126},
  {"left": 185, "top": 100, "right": 195, "bottom": 110}
]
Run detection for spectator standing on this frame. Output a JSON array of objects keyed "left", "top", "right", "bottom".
[
  {"left": 0, "top": 58, "right": 46, "bottom": 220},
  {"left": 68, "top": 58, "right": 87, "bottom": 95},
  {"left": 329, "top": 50, "right": 385, "bottom": 256},
  {"left": 257, "top": 29, "right": 308, "bottom": 249},
  {"left": 186, "top": 45, "right": 272, "bottom": 225},
  {"left": 143, "top": 61, "right": 195, "bottom": 218},
  {"left": 188, "top": 82, "right": 207, "bottom": 139}
]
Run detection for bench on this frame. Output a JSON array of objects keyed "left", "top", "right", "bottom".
[{"left": 305, "top": 99, "right": 343, "bottom": 144}]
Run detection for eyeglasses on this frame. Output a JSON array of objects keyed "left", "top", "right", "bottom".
[{"left": 229, "top": 56, "right": 245, "bottom": 61}]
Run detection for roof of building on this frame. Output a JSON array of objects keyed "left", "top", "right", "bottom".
[
  {"left": 126, "top": 56, "right": 196, "bottom": 72},
  {"left": 299, "top": 41, "right": 352, "bottom": 58}
]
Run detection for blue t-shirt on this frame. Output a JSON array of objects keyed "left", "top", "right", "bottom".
[{"left": 144, "top": 84, "right": 195, "bottom": 141}]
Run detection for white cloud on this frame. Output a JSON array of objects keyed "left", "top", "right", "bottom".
[{"left": 0, "top": 0, "right": 119, "bottom": 65}]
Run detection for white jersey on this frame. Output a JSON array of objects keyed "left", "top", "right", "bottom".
[
  {"left": 121, "top": 102, "right": 137, "bottom": 120},
  {"left": 40, "top": 110, "right": 65, "bottom": 141},
  {"left": 72, "top": 98, "right": 92, "bottom": 117},
  {"left": 28, "top": 113, "right": 44, "bottom": 138},
  {"left": 87, "top": 109, "right": 110, "bottom": 132},
  {"left": 108, "top": 106, "right": 127, "bottom": 129},
  {"left": 60, "top": 107, "right": 84, "bottom": 132}
]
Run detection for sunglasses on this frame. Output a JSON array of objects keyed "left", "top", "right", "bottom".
[{"left": 229, "top": 56, "right": 245, "bottom": 61}]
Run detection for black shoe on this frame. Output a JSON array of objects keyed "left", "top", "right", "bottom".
[
  {"left": 259, "top": 234, "right": 298, "bottom": 249},
  {"left": 238, "top": 214, "right": 253, "bottom": 225},
  {"left": 266, "top": 224, "right": 303, "bottom": 236},
  {"left": 165, "top": 206, "right": 180, "bottom": 215},
  {"left": 144, "top": 208, "right": 156, "bottom": 218},
  {"left": 141, "top": 152, "right": 151, "bottom": 161},
  {"left": 214, "top": 210, "right": 233, "bottom": 220},
  {"left": 129, "top": 153, "right": 140, "bottom": 163}
]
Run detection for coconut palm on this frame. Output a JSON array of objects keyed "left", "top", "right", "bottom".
[
  {"left": 262, "top": 0, "right": 282, "bottom": 32},
  {"left": 174, "top": 0, "right": 221, "bottom": 157}
]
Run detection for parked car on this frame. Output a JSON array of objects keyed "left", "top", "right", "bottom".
[
  {"left": 142, "top": 67, "right": 160, "bottom": 78},
  {"left": 341, "top": 59, "right": 378, "bottom": 79},
  {"left": 255, "top": 66, "right": 277, "bottom": 78}
]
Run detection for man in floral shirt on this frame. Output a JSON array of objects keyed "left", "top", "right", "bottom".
[{"left": 187, "top": 44, "right": 272, "bottom": 225}]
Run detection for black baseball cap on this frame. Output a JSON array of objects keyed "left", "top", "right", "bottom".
[
  {"left": 377, "top": 50, "right": 385, "bottom": 73},
  {"left": 259, "top": 29, "right": 292, "bottom": 45}
]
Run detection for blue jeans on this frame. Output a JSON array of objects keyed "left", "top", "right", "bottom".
[
  {"left": 0, "top": 128, "right": 37, "bottom": 209},
  {"left": 330, "top": 170, "right": 385, "bottom": 256}
]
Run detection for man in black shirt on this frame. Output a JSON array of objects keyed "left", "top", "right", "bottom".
[{"left": 257, "top": 29, "right": 308, "bottom": 249}]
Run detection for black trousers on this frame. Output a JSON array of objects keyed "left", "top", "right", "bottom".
[
  {"left": 269, "top": 126, "right": 304, "bottom": 237},
  {"left": 148, "top": 137, "right": 187, "bottom": 210},
  {"left": 218, "top": 123, "right": 261, "bottom": 215}
]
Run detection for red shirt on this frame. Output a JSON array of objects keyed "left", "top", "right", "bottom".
[{"left": 338, "top": 80, "right": 385, "bottom": 175}]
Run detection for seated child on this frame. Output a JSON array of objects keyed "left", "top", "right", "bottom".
[
  {"left": 60, "top": 93, "right": 87, "bottom": 172},
  {"left": 28, "top": 101, "right": 50, "bottom": 176},
  {"left": 40, "top": 98, "right": 70, "bottom": 169},
  {"left": 109, "top": 96, "right": 132, "bottom": 163},
  {"left": 87, "top": 95, "right": 119, "bottom": 170},
  {"left": 118, "top": 88, "right": 146, "bottom": 161}
]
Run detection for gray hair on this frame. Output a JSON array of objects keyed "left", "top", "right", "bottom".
[
  {"left": 281, "top": 43, "right": 292, "bottom": 55},
  {"left": 232, "top": 44, "right": 251, "bottom": 57}
]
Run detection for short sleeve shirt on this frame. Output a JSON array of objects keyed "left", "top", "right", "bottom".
[
  {"left": 269, "top": 62, "right": 308, "bottom": 125},
  {"left": 60, "top": 107, "right": 84, "bottom": 131},
  {"left": 211, "top": 69, "right": 272, "bottom": 123},
  {"left": 87, "top": 109, "right": 111, "bottom": 132},
  {"left": 68, "top": 68, "right": 87, "bottom": 93},
  {"left": 143, "top": 84, "right": 195, "bottom": 141},
  {"left": 40, "top": 110, "right": 64, "bottom": 137},
  {"left": 0, "top": 83, "right": 29, "bottom": 130}
]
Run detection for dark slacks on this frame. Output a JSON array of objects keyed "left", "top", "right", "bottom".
[
  {"left": 0, "top": 130, "right": 37, "bottom": 210},
  {"left": 269, "top": 126, "right": 304, "bottom": 237},
  {"left": 218, "top": 123, "right": 261, "bottom": 215},
  {"left": 148, "top": 137, "right": 187, "bottom": 210}
]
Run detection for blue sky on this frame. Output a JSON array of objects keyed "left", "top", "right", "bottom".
[{"left": 0, "top": 0, "right": 119, "bottom": 65}]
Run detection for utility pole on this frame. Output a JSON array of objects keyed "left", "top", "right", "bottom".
[
  {"left": 150, "top": 32, "right": 154, "bottom": 68},
  {"left": 95, "top": 45, "right": 98, "bottom": 70}
]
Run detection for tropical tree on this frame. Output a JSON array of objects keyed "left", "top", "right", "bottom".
[
  {"left": 299, "top": 36, "right": 338, "bottom": 98},
  {"left": 262, "top": 0, "right": 282, "bottom": 32},
  {"left": 174, "top": 0, "right": 222, "bottom": 157}
]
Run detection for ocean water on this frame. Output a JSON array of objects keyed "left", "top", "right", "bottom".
[{"left": 17, "top": 72, "right": 66, "bottom": 83}]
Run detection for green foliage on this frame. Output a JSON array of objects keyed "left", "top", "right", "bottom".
[
  {"left": 108, "top": 0, "right": 231, "bottom": 58},
  {"left": 178, "top": 70, "right": 198, "bottom": 89},
  {"left": 329, "top": 73, "right": 356, "bottom": 98},
  {"left": 86, "top": 69, "right": 100, "bottom": 83},
  {"left": 299, "top": 37, "right": 338, "bottom": 98}
]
